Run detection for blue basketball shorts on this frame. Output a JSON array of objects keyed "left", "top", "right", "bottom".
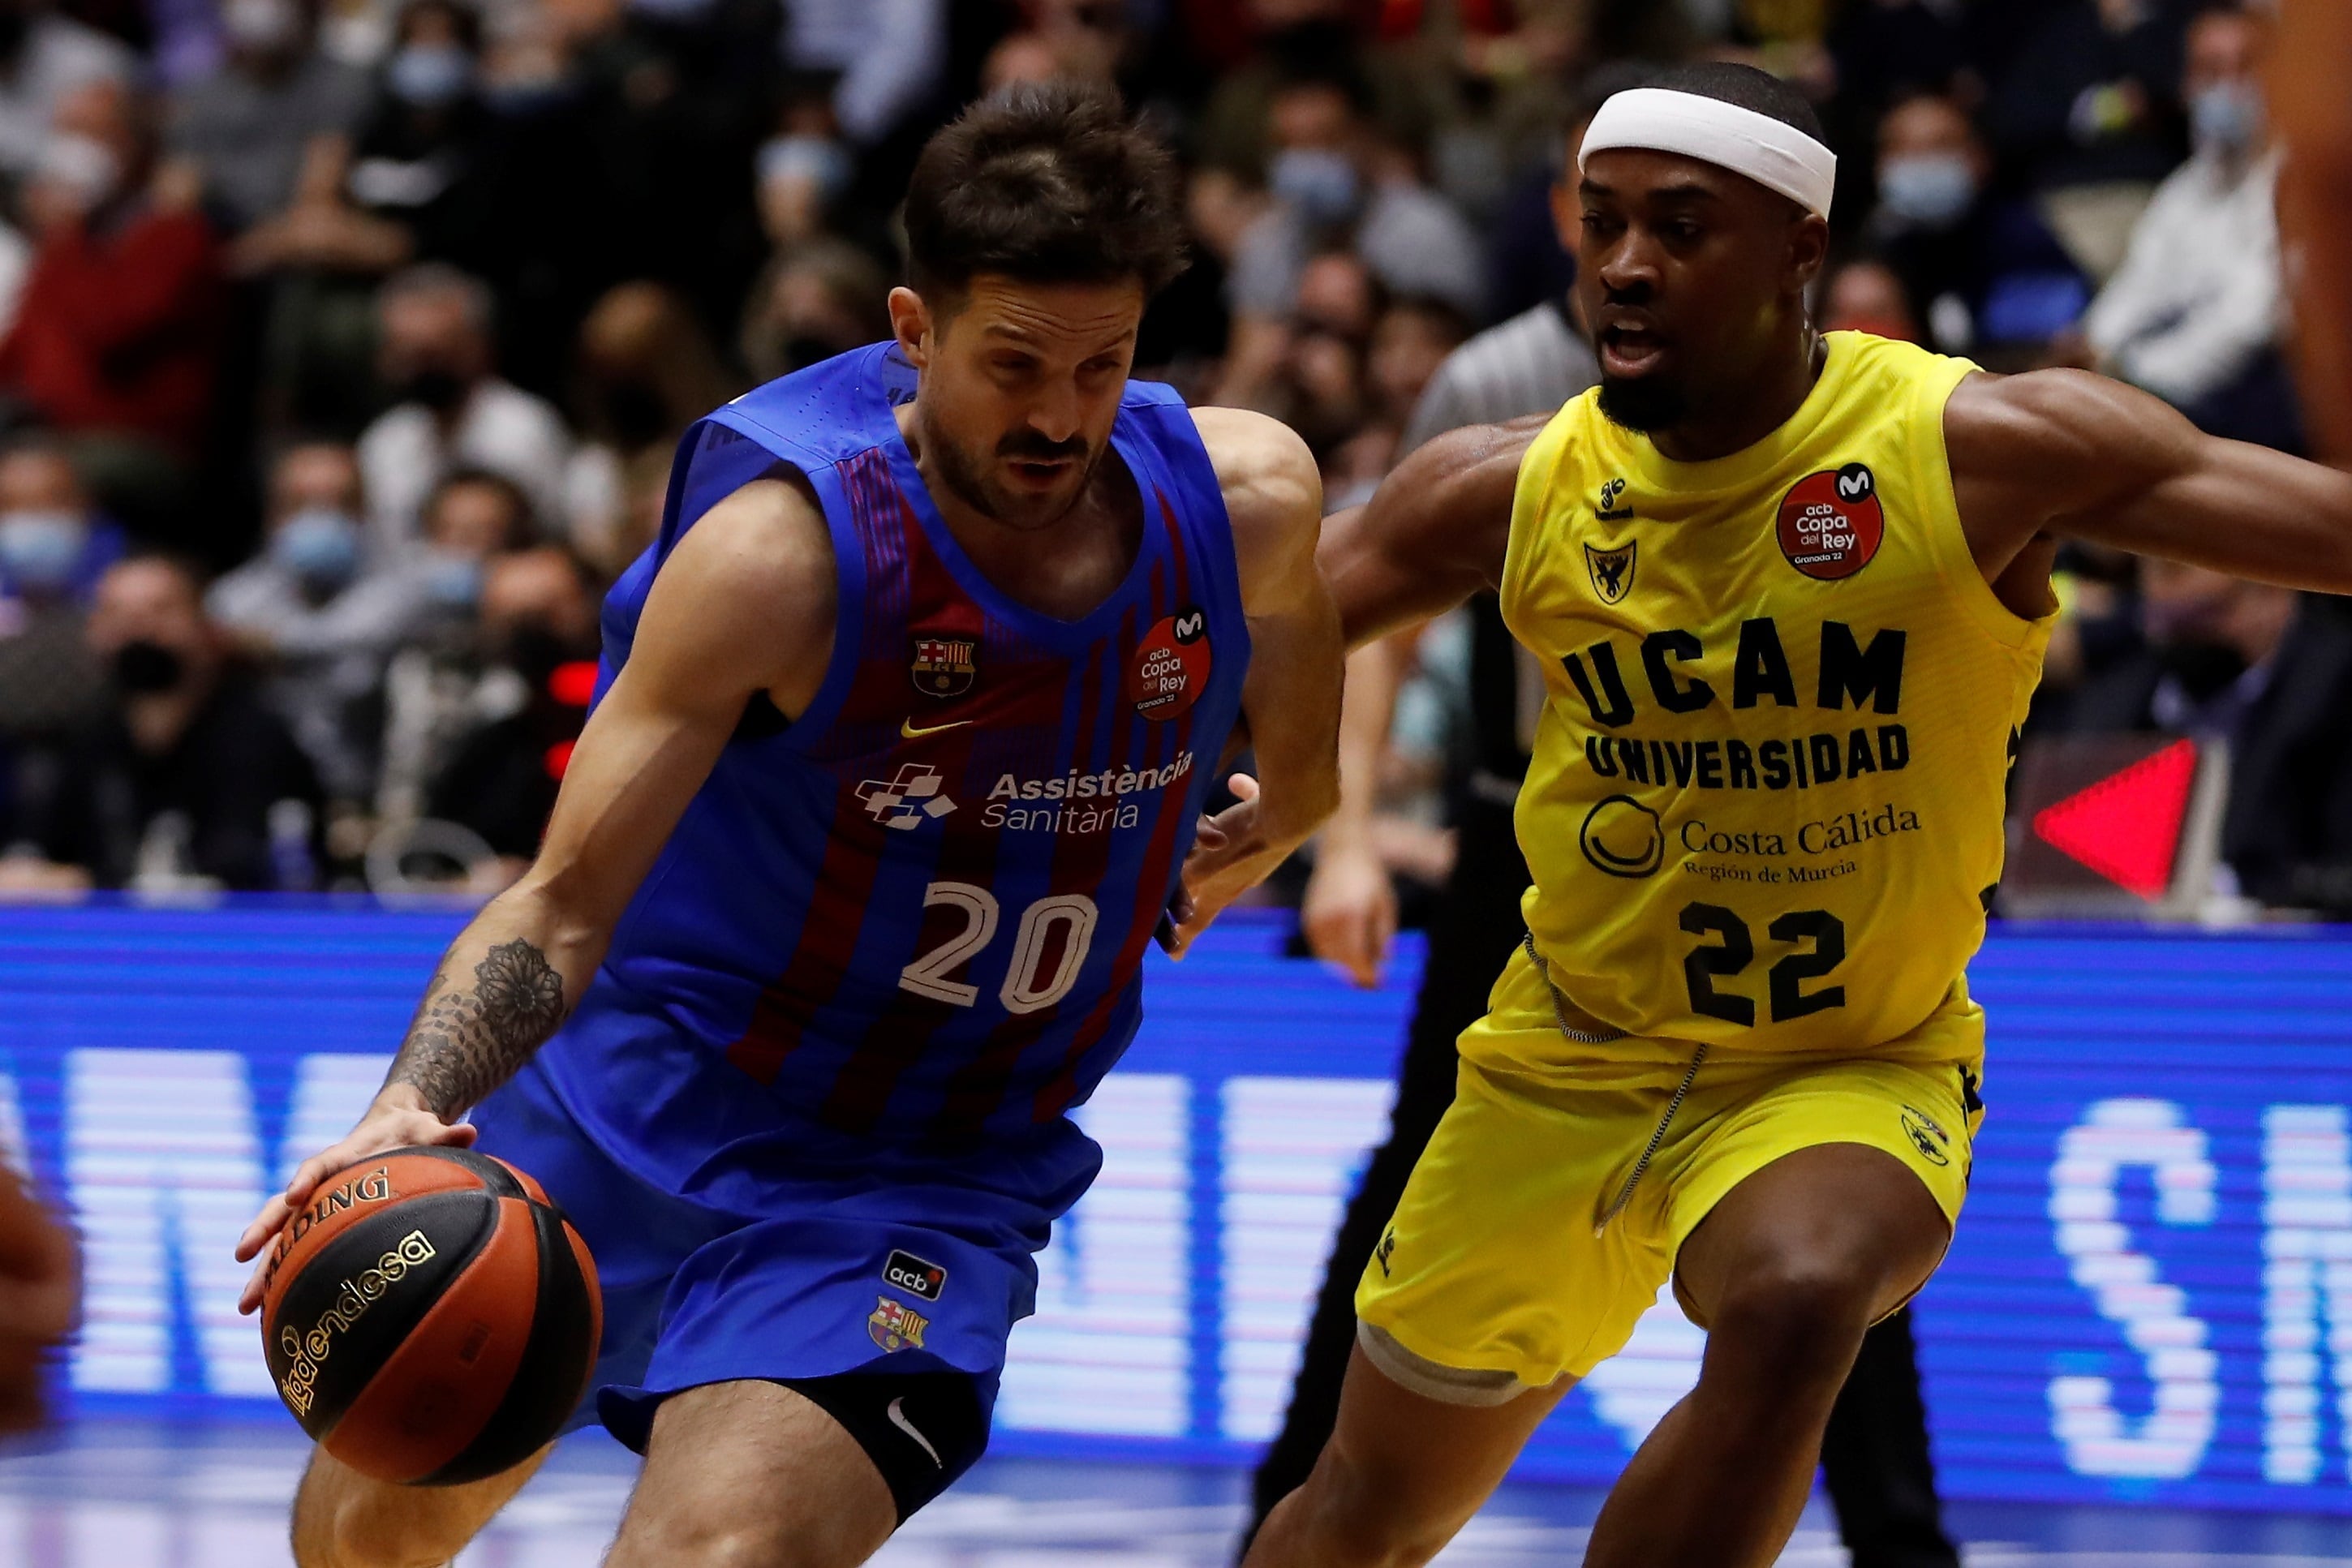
[{"left": 467, "top": 1055, "right": 1098, "bottom": 1515}]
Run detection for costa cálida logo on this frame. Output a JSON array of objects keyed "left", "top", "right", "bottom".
[
  {"left": 1775, "top": 462, "right": 1884, "bottom": 581},
  {"left": 1128, "top": 604, "right": 1212, "bottom": 721}
]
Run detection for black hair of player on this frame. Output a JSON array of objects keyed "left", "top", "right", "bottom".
[
  {"left": 903, "top": 82, "right": 1189, "bottom": 308},
  {"left": 1639, "top": 60, "right": 1827, "bottom": 147}
]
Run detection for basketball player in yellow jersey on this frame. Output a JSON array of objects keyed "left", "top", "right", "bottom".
[{"left": 1220, "top": 61, "right": 2352, "bottom": 1568}]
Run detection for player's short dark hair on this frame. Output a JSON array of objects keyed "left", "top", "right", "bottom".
[
  {"left": 903, "top": 82, "right": 1188, "bottom": 304},
  {"left": 1642, "top": 60, "right": 1826, "bottom": 146}
]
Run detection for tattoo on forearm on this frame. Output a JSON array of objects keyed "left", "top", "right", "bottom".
[{"left": 385, "top": 939, "right": 570, "bottom": 1116}]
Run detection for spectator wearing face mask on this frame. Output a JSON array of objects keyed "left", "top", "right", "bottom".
[
  {"left": 340, "top": 0, "right": 510, "bottom": 271},
  {"left": 0, "top": 438, "right": 123, "bottom": 609},
  {"left": 1868, "top": 91, "right": 2086, "bottom": 358},
  {"left": 0, "top": 0, "right": 132, "bottom": 181},
  {"left": 1226, "top": 71, "right": 1485, "bottom": 339},
  {"left": 373, "top": 467, "right": 537, "bottom": 821},
  {"left": 165, "top": 0, "right": 371, "bottom": 234},
  {"left": 2062, "top": 560, "right": 2352, "bottom": 914},
  {"left": 565, "top": 280, "right": 737, "bottom": 576},
  {"left": 355, "top": 262, "right": 570, "bottom": 555},
  {"left": 0, "top": 551, "right": 321, "bottom": 891},
  {"left": 0, "top": 78, "right": 224, "bottom": 479},
  {"left": 0, "top": 440, "right": 119, "bottom": 749},
  {"left": 2080, "top": 4, "right": 2294, "bottom": 446},
  {"left": 390, "top": 464, "right": 533, "bottom": 623},
  {"left": 420, "top": 542, "right": 599, "bottom": 889},
  {"left": 208, "top": 440, "right": 434, "bottom": 801},
  {"left": 737, "top": 235, "right": 892, "bottom": 386}
]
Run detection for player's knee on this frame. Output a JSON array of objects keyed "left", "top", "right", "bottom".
[
  {"left": 1704, "top": 1256, "right": 1879, "bottom": 1381},
  {"left": 1288, "top": 1444, "right": 1461, "bottom": 1568},
  {"left": 292, "top": 1467, "right": 462, "bottom": 1568},
  {"left": 616, "top": 1513, "right": 856, "bottom": 1568}
]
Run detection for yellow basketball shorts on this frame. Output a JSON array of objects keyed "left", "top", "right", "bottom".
[{"left": 1353, "top": 997, "right": 1984, "bottom": 1397}]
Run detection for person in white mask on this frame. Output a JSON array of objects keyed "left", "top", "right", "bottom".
[
  {"left": 0, "top": 76, "right": 221, "bottom": 468},
  {"left": 1868, "top": 92, "right": 2087, "bottom": 357},
  {"left": 0, "top": 440, "right": 116, "bottom": 750},
  {"left": 209, "top": 441, "right": 432, "bottom": 802},
  {"left": 0, "top": 438, "right": 116, "bottom": 607},
  {"left": 2081, "top": 3, "right": 2290, "bottom": 437}
]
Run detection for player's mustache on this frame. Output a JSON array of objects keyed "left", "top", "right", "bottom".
[{"left": 997, "top": 433, "right": 1090, "bottom": 463}]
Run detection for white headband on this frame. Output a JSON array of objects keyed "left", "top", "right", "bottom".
[{"left": 1579, "top": 87, "right": 1837, "bottom": 221}]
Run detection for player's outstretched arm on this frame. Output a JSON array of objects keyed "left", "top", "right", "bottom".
[
  {"left": 1300, "top": 635, "right": 1412, "bottom": 989},
  {"left": 1163, "top": 408, "right": 1344, "bottom": 954},
  {"left": 1318, "top": 415, "right": 1544, "bottom": 650},
  {"left": 234, "top": 477, "right": 836, "bottom": 1311},
  {"left": 1946, "top": 369, "right": 2352, "bottom": 588}
]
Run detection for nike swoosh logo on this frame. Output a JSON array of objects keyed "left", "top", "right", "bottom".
[
  {"left": 901, "top": 717, "right": 973, "bottom": 739},
  {"left": 887, "top": 1396, "right": 943, "bottom": 1468}
]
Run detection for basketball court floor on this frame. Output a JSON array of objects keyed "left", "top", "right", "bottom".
[{"left": 3, "top": 1421, "right": 2351, "bottom": 1567}]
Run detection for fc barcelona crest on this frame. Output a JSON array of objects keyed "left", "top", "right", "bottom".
[
  {"left": 910, "top": 636, "right": 978, "bottom": 698},
  {"left": 1584, "top": 541, "right": 1636, "bottom": 605},
  {"left": 868, "top": 1295, "right": 930, "bottom": 1352}
]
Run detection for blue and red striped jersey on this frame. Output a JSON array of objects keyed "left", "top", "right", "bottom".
[{"left": 534, "top": 344, "right": 1250, "bottom": 1171}]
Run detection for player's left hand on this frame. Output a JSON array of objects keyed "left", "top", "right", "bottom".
[
  {"left": 1160, "top": 775, "right": 1300, "bottom": 957},
  {"left": 0, "top": 1167, "right": 80, "bottom": 1435}
]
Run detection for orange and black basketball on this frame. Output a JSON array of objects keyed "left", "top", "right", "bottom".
[{"left": 259, "top": 1146, "right": 601, "bottom": 1486}]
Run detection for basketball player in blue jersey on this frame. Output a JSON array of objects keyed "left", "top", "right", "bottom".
[{"left": 232, "top": 84, "right": 1341, "bottom": 1567}]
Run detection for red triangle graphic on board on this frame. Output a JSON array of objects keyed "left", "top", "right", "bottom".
[{"left": 2031, "top": 738, "right": 2199, "bottom": 900}]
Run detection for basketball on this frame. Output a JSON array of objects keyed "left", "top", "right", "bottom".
[{"left": 257, "top": 1147, "right": 602, "bottom": 1486}]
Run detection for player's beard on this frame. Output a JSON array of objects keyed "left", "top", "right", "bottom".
[
  {"left": 1597, "top": 372, "right": 1691, "bottom": 434},
  {"left": 930, "top": 422, "right": 1097, "bottom": 531}
]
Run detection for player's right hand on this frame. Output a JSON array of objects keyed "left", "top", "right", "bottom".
[
  {"left": 1301, "top": 840, "right": 1397, "bottom": 990},
  {"left": 233, "top": 1086, "right": 475, "bottom": 1316}
]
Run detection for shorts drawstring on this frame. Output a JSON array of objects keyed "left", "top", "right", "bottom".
[
  {"left": 1520, "top": 931, "right": 1626, "bottom": 1045},
  {"left": 1592, "top": 1042, "right": 1707, "bottom": 1237},
  {"left": 1520, "top": 930, "right": 1707, "bottom": 1236}
]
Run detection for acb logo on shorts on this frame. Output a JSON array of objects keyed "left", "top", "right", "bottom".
[{"left": 883, "top": 1248, "right": 947, "bottom": 1302}]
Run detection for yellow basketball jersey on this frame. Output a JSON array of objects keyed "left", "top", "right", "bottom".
[{"left": 1498, "top": 332, "right": 2049, "bottom": 1059}]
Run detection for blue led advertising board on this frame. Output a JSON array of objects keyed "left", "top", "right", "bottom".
[{"left": 0, "top": 904, "right": 2347, "bottom": 1512}]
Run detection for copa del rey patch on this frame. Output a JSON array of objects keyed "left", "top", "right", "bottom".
[
  {"left": 1776, "top": 463, "right": 1884, "bottom": 581},
  {"left": 1129, "top": 605, "right": 1212, "bottom": 721}
]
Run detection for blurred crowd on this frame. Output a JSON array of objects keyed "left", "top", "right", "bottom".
[{"left": 0, "top": 0, "right": 2332, "bottom": 909}]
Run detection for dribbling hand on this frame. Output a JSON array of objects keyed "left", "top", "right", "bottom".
[
  {"left": 233, "top": 1085, "right": 475, "bottom": 1316},
  {"left": 1161, "top": 775, "right": 1293, "bottom": 957}
]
